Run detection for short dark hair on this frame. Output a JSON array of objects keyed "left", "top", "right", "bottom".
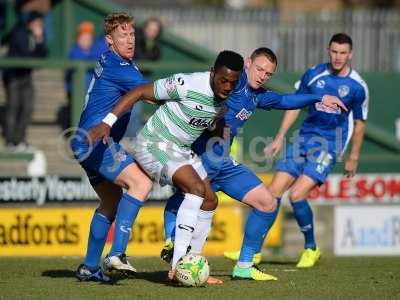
[
  {"left": 250, "top": 47, "right": 277, "bottom": 66},
  {"left": 329, "top": 33, "right": 353, "bottom": 49},
  {"left": 26, "top": 11, "right": 43, "bottom": 24},
  {"left": 214, "top": 50, "right": 244, "bottom": 72}
]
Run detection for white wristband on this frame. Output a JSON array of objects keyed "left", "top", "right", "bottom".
[{"left": 102, "top": 113, "right": 118, "bottom": 127}]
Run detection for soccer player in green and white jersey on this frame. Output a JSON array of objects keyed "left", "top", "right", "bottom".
[{"left": 87, "top": 50, "right": 243, "bottom": 283}]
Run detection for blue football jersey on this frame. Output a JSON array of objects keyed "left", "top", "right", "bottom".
[
  {"left": 296, "top": 63, "right": 369, "bottom": 153},
  {"left": 76, "top": 50, "right": 148, "bottom": 141},
  {"left": 192, "top": 70, "right": 324, "bottom": 156}
]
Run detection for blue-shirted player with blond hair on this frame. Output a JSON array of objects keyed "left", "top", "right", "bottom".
[{"left": 70, "top": 12, "right": 153, "bottom": 282}]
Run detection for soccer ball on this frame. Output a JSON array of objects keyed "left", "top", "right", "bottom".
[{"left": 175, "top": 253, "right": 210, "bottom": 287}]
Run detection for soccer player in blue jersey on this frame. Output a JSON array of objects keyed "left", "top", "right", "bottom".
[
  {"left": 264, "top": 33, "right": 369, "bottom": 268},
  {"left": 161, "top": 47, "right": 347, "bottom": 281},
  {"left": 70, "top": 13, "right": 153, "bottom": 282}
]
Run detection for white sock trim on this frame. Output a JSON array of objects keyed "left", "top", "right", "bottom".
[{"left": 237, "top": 261, "right": 253, "bottom": 268}]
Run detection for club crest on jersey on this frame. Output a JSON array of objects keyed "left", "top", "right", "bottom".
[
  {"left": 164, "top": 77, "right": 177, "bottom": 93},
  {"left": 338, "top": 85, "right": 350, "bottom": 97},
  {"left": 316, "top": 80, "right": 325, "bottom": 88},
  {"left": 236, "top": 108, "right": 252, "bottom": 121}
]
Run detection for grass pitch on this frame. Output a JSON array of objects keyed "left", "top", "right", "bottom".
[{"left": 0, "top": 256, "right": 399, "bottom": 300}]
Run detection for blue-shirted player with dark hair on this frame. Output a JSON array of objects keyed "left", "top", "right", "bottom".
[
  {"left": 70, "top": 12, "right": 153, "bottom": 282},
  {"left": 264, "top": 33, "right": 369, "bottom": 268},
  {"left": 161, "top": 47, "right": 347, "bottom": 281}
]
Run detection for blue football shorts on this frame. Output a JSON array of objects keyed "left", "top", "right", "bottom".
[
  {"left": 274, "top": 143, "right": 336, "bottom": 185},
  {"left": 200, "top": 152, "right": 262, "bottom": 201},
  {"left": 71, "top": 135, "right": 135, "bottom": 187}
]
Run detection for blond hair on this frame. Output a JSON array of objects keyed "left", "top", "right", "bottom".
[{"left": 104, "top": 12, "right": 134, "bottom": 35}]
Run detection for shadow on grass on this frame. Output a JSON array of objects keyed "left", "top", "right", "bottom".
[
  {"left": 42, "top": 270, "right": 76, "bottom": 278},
  {"left": 134, "top": 271, "right": 175, "bottom": 286},
  {"left": 41, "top": 269, "right": 121, "bottom": 285},
  {"left": 261, "top": 260, "right": 297, "bottom": 266},
  {"left": 133, "top": 271, "right": 210, "bottom": 288}
]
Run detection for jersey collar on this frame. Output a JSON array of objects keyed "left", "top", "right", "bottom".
[{"left": 109, "top": 49, "right": 133, "bottom": 65}]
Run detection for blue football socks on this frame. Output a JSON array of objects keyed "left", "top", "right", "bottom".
[
  {"left": 291, "top": 199, "right": 316, "bottom": 250},
  {"left": 238, "top": 198, "right": 281, "bottom": 266},
  {"left": 84, "top": 211, "right": 112, "bottom": 270},
  {"left": 109, "top": 193, "right": 144, "bottom": 256},
  {"left": 254, "top": 198, "right": 281, "bottom": 253}
]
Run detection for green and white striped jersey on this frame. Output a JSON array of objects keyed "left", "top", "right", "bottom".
[{"left": 139, "top": 71, "right": 223, "bottom": 149}]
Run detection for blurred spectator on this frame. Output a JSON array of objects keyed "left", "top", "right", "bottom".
[
  {"left": 65, "top": 21, "right": 95, "bottom": 98},
  {"left": 61, "top": 21, "right": 96, "bottom": 131},
  {"left": 2, "top": 11, "right": 47, "bottom": 152},
  {"left": 135, "top": 17, "right": 163, "bottom": 60},
  {"left": 0, "top": 0, "right": 6, "bottom": 33},
  {"left": 15, "top": 0, "right": 52, "bottom": 45}
]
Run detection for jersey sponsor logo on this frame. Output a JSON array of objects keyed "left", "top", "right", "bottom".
[
  {"left": 316, "top": 80, "right": 325, "bottom": 88},
  {"left": 177, "top": 224, "right": 194, "bottom": 232},
  {"left": 315, "top": 102, "right": 341, "bottom": 114},
  {"left": 189, "top": 117, "right": 214, "bottom": 128},
  {"left": 235, "top": 108, "right": 253, "bottom": 121},
  {"left": 338, "top": 85, "right": 350, "bottom": 97}
]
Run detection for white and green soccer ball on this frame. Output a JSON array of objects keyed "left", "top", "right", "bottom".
[{"left": 175, "top": 253, "right": 210, "bottom": 287}]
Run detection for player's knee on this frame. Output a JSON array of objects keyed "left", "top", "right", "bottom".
[
  {"left": 269, "top": 181, "right": 285, "bottom": 198},
  {"left": 201, "top": 193, "right": 218, "bottom": 210},
  {"left": 257, "top": 194, "right": 277, "bottom": 212},
  {"left": 188, "top": 181, "right": 205, "bottom": 198},
  {"left": 125, "top": 174, "right": 152, "bottom": 195},
  {"left": 289, "top": 189, "right": 304, "bottom": 202}
]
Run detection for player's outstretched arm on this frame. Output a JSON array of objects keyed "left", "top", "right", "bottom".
[
  {"left": 268, "top": 92, "right": 348, "bottom": 111},
  {"left": 344, "top": 120, "right": 365, "bottom": 177},
  {"left": 86, "top": 83, "right": 156, "bottom": 145}
]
